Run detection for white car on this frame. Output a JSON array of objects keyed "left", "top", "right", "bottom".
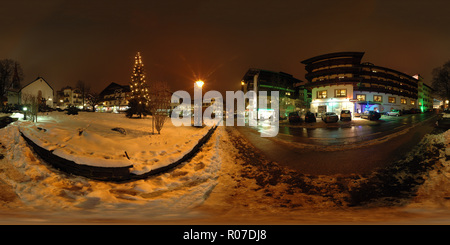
[{"left": 386, "top": 110, "right": 401, "bottom": 116}]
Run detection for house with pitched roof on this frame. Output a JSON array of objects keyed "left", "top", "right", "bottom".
[{"left": 20, "top": 77, "right": 54, "bottom": 108}]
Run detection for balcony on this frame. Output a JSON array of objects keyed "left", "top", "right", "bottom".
[
  {"left": 305, "top": 57, "right": 362, "bottom": 73},
  {"left": 354, "top": 86, "right": 418, "bottom": 99},
  {"left": 359, "top": 70, "right": 417, "bottom": 87},
  {"left": 359, "top": 78, "right": 417, "bottom": 94},
  {"left": 306, "top": 76, "right": 417, "bottom": 94},
  {"left": 305, "top": 77, "right": 361, "bottom": 88},
  {"left": 305, "top": 66, "right": 361, "bottom": 81}
]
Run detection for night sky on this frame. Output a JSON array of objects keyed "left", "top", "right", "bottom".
[{"left": 2, "top": 0, "right": 450, "bottom": 94}]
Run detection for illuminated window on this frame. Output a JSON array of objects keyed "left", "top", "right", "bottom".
[
  {"left": 411, "top": 100, "right": 415, "bottom": 105},
  {"left": 317, "top": 90, "right": 327, "bottom": 99},
  {"left": 374, "top": 95, "right": 382, "bottom": 102},
  {"left": 335, "top": 89, "right": 347, "bottom": 97},
  {"left": 356, "top": 94, "right": 366, "bottom": 101},
  {"left": 388, "top": 97, "right": 396, "bottom": 103},
  {"left": 401, "top": 98, "right": 407, "bottom": 104}
]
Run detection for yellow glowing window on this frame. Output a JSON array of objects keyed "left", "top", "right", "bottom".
[
  {"left": 317, "top": 90, "right": 327, "bottom": 99},
  {"left": 388, "top": 97, "right": 396, "bottom": 103},
  {"left": 374, "top": 95, "right": 382, "bottom": 102},
  {"left": 335, "top": 89, "right": 347, "bottom": 97}
]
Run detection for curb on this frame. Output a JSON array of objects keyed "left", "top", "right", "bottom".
[{"left": 20, "top": 124, "right": 218, "bottom": 182}]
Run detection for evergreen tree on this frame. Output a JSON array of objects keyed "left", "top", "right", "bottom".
[{"left": 128, "top": 52, "right": 150, "bottom": 118}]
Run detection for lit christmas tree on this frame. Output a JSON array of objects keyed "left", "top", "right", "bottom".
[
  {"left": 127, "top": 52, "right": 150, "bottom": 118},
  {"left": 130, "top": 52, "right": 149, "bottom": 101}
]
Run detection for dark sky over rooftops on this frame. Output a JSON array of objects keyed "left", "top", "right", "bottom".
[{"left": 1, "top": 0, "right": 449, "bottom": 94}]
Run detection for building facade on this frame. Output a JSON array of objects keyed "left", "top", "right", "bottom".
[
  {"left": 241, "top": 68, "right": 307, "bottom": 119},
  {"left": 98, "top": 82, "right": 131, "bottom": 112},
  {"left": 20, "top": 77, "right": 54, "bottom": 108},
  {"left": 55, "top": 86, "right": 82, "bottom": 109},
  {"left": 301, "top": 52, "right": 420, "bottom": 116},
  {"left": 414, "top": 74, "right": 434, "bottom": 112}
]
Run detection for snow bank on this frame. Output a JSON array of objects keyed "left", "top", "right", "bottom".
[{"left": 408, "top": 130, "right": 450, "bottom": 209}]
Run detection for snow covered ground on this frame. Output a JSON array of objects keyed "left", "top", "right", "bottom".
[
  {"left": 0, "top": 112, "right": 222, "bottom": 222},
  {"left": 15, "top": 112, "right": 211, "bottom": 174},
  {"left": 1, "top": 112, "right": 450, "bottom": 224}
]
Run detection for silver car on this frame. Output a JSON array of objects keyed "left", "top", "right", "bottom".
[
  {"left": 386, "top": 110, "right": 401, "bottom": 116},
  {"left": 322, "top": 112, "right": 339, "bottom": 123}
]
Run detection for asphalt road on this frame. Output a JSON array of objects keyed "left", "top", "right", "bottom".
[
  {"left": 235, "top": 113, "right": 439, "bottom": 175},
  {"left": 257, "top": 112, "right": 437, "bottom": 145}
]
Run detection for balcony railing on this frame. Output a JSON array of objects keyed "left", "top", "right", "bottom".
[
  {"left": 305, "top": 57, "right": 362, "bottom": 73},
  {"left": 305, "top": 66, "right": 361, "bottom": 81},
  {"left": 304, "top": 77, "right": 360, "bottom": 88},
  {"left": 305, "top": 67, "right": 418, "bottom": 88},
  {"left": 306, "top": 77, "right": 417, "bottom": 94},
  {"left": 354, "top": 86, "right": 418, "bottom": 99}
]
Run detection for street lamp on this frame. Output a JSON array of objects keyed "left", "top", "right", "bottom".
[
  {"left": 195, "top": 80, "right": 204, "bottom": 88},
  {"left": 23, "top": 106, "right": 27, "bottom": 120},
  {"left": 194, "top": 80, "right": 204, "bottom": 127}
]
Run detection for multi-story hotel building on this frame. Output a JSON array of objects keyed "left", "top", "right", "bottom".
[{"left": 301, "top": 52, "right": 422, "bottom": 116}]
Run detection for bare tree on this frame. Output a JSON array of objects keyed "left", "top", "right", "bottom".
[
  {"left": 148, "top": 81, "right": 171, "bottom": 134},
  {"left": 86, "top": 92, "right": 101, "bottom": 112},
  {"left": 76, "top": 80, "right": 90, "bottom": 110},
  {"left": 22, "top": 93, "right": 39, "bottom": 122},
  {"left": 431, "top": 60, "right": 450, "bottom": 102},
  {"left": 0, "top": 59, "right": 23, "bottom": 106}
]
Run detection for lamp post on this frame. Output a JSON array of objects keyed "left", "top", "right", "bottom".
[
  {"left": 23, "top": 106, "right": 27, "bottom": 120},
  {"left": 194, "top": 80, "right": 204, "bottom": 127}
]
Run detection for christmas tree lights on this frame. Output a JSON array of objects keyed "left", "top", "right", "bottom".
[
  {"left": 127, "top": 52, "right": 150, "bottom": 118},
  {"left": 130, "top": 52, "right": 149, "bottom": 104}
]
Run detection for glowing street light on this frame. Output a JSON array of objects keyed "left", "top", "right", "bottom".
[
  {"left": 195, "top": 80, "right": 204, "bottom": 88},
  {"left": 23, "top": 106, "right": 27, "bottom": 120},
  {"left": 194, "top": 80, "right": 204, "bottom": 127}
]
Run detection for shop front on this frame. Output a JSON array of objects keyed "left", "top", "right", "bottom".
[{"left": 311, "top": 98, "right": 354, "bottom": 117}]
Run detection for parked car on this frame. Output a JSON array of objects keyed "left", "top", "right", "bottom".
[
  {"left": 340, "top": 110, "right": 352, "bottom": 121},
  {"left": 66, "top": 106, "right": 79, "bottom": 115},
  {"left": 386, "top": 109, "right": 401, "bottom": 116},
  {"left": 288, "top": 111, "right": 301, "bottom": 123},
  {"left": 411, "top": 108, "right": 422, "bottom": 114},
  {"left": 404, "top": 108, "right": 421, "bottom": 114},
  {"left": 436, "top": 110, "right": 450, "bottom": 128},
  {"left": 361, "top": 111, "right": 381, "bottom": 120},
  {"left": 322, "top": 112, "right": 339, "bottom": 123},
  {"left": 304, "top": 111, "right": 316, "bottom": 123}
]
